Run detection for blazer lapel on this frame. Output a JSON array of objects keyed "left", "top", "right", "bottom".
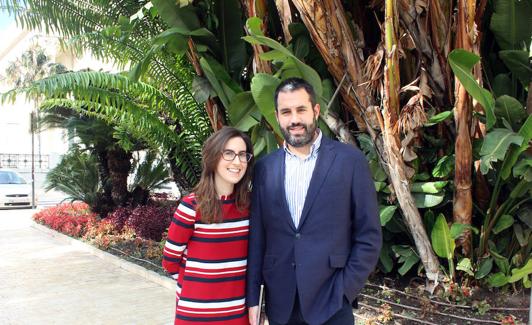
[
  {"left": 297, "top": 138, "right": 336, "bottom": 230},
  {"left": 271, "top": 149, "right": 297, "bottom": 231}
]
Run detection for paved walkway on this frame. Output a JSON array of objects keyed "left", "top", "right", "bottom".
[{"left": 0, "top": 208, "right": 175, "bottom": 325}]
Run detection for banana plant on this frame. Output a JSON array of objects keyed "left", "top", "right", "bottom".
[
  {"left": 449, "top": 48, "right": 532, "bottom": 286},
  {"left": 431, "top": 213, "right": 476, "bottom": 280}
]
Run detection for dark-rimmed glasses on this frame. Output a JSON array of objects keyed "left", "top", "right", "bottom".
[{"left": 221, "top": 150, "right": 253, "bottom": 163}]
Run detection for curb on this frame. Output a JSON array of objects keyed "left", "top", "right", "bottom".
[{"left": 31, "top": 221, "right": 176, "bottom": 291}]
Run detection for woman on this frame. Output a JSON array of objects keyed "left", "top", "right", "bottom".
[{"left": 162, "top": 127, "right": 254, "bottom": 325}]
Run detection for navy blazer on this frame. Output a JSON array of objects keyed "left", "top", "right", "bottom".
[{"left": 246, "top": 136, "right": 382, "bottom": 325}]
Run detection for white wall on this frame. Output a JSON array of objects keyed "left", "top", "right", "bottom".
[
  {"left": 0, "top": 23, "right": 121, "bottom": 203},
  {"left": 0, "top": 23, "right": 121, "bottom": 172}
]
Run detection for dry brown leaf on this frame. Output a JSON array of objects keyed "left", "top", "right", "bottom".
[
  {"left": 363, "top": 46, "right": 385, "bottom": 97},
  {"left": 399, "top": 93, "right": 428, "bottom": 134}
]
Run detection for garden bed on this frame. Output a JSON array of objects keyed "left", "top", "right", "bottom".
[
  {"left": 33, "top": 203, "right": 529, "bottom": 324},
  {"left": 355, "top": 276, "right": 529, "bottom": 324}
]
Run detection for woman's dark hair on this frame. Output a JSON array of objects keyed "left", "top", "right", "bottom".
[{"left": 193, "top": 127, "right": 254, "bottom": 223}]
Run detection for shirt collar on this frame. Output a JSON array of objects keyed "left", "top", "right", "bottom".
[{"left": 284, "top": 129, "right": 322, "bottom": 160}]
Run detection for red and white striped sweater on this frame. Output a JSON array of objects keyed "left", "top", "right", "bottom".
[{"left": 162, "top": 193, "right": 249, "bottom": 325}]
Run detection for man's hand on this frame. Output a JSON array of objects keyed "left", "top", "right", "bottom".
[{"left": 248, "top": 306, "right": 259, "bottom": 325}]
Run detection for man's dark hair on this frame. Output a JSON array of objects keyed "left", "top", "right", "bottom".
[{"left": 274, "top": 77, "right": 316, "bottom": 111}]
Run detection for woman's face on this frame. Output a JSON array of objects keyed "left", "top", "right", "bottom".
[{"left": 214, "top": 136, "right": 249, "bottom": 192}]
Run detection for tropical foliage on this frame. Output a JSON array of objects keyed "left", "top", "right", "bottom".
[{"left": 1, "top": 0, "right": 531, "bottom": 291}]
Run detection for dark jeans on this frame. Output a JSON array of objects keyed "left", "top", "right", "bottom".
[{"left": 268, "top": 293, "right": 354, "bottom": 325}]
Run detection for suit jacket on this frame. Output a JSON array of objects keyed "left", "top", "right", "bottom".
[{"left": 246, "top": 136, "right": 382, "bottom": 325}]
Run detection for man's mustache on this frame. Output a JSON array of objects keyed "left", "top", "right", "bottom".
[{"left": 288, "top": 123, "right": 307, "bottom": 130}]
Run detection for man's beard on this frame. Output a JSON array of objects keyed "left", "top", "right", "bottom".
[{"left": 281, "top": 118, "right": 318, "bottom": 148}]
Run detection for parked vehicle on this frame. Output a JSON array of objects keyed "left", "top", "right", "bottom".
[{"left": 0, "top": 169, "right": 35, "bottom": 209}]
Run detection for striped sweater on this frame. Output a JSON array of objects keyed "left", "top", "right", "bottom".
[{"left": 162, "top": 193, "right": 249, "bottom": 324}]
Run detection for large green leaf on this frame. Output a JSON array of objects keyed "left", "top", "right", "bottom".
[
  {"left": 243, "top": 28, "right": 322, "bottom": 96},
  {"left": 199, "top": 56, "right": 241, "bottom": 108},
  {"left": 250, "top": 123, "right": 279, "bottom": 156},
  {"left": 424, "top": 110, "right": 453, "bottom": 126},
  {"left": 501, "top": 115, "right": 532, "bottom": 179},
  {"left": 499, "top": 50, "right": 532, "bottom": 87},
  {"left": 398, "top": 253, "right": 420, "bottom": 276},
  {"left": 491, "top": 249, "right": 511, "bottom": 274},
  {"left": 508, "top": 259, "right": 532, "bottom": 283},
  {"left": 475, "top": 258, "right": 494, "bottom": 279},
  {"left": 413, "top": 192, "right": 445, "bottom": 208},
  {"left": 492, "top": 74, "right": 512, "bottom": 97},
  {"left": 250, "top": 73, "right": 282, "bottom": 137},
  {"left": 488, "top": 272, "right": 509, "bottom": 287},
  {"left": 379, "top": 205, "right": 397, "bottom": 226},
  {"left": 215, "top": 0, "right": 247, "bottom": 78},
  {"left": 489, "top": 0, "right": 532, "bottom": 50},
  {"left": 379, "top": 244, "right": 393, "bottom": 273},
  {"left": 450, "top": 223, "right": 478, "bottom": 240},
  {"left": 432, "top": 155, "right": 454, "bottom": 178},
  {"left": 431, "top": 214, "right": 454, "bottom": 259},
  {"left": 227, "top": 91, "right": 260, "bottom": 132},
  {"left": 191, "top": 76, "right": 215, "bottom": 103},
  {"left": 456, "top": 258, "right": 474, "bottom": 276},
  {"left": 152, "top": 26, "right": 218, "bottom": 55},
  {"left": 513, "top": 223, "right": 528, "bottom": 247},
  {"left": 151, "top": 1, "right": 200, "bottom": 30},
  {"left": 479, "top": 128, "right": 523, "bottom": 174},
  {"left": 264, "top": 130, "right": 279, "bottom": 154},
  {"left": 492, "top": 215, "right": 515, "bottom": 234},
  {"left": 513, "top": 158, "right": 532, "bottom": 181},
  {"left": 411, "top": 181, "right": 448, "bottom": 194},
  {"left": 494, "top": 95, "right": 527, "bottom": 131},
  {"left": 448, "top": 49, "right": 496, "bottom": 130},
  {"left": 517, "top": 206, "right": 532, "bottom": 229},
  {"left": 424, "top": 210, "right": 436, "bottom": 235},
  {"left": 391, "top": 245, "right": 420, "bottom": 276},
  {"left": 509, "top": 178, "right": 532, "bottom": 199},
  {"left": 246, "top": 17, "right": 264, "bottom": 36}
]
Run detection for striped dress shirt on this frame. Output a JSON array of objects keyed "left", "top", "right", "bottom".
[{"left": 284, "top": 130, "right": 322, "bottom": 228}]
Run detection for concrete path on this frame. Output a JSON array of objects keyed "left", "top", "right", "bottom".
[{"left": 0, "top": 208, "right": 175, "bottom": 325}]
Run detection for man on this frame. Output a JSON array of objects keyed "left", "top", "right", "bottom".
[{"left": 247, "top": 78, "right": 382, "bottom": 325}]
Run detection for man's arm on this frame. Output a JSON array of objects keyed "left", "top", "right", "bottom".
[
  {"left": 247, "top": 164, "right": 265, "bottom": 307},
  {"left": 343, "top": 150, "right": 382, "bottom": 302}
]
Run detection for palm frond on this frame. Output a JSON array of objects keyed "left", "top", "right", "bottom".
[{"left": 45, "top": 147, "right": 102, "bottom": 205}]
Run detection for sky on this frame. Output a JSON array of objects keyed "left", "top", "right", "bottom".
[{"left": 0, "top": 11, "right": 15, "bottom": 30}]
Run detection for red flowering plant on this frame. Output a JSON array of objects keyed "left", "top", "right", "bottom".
[
  {"left": 33, "top": 203, "right": 97, "bottom": 238},
  {"left": 126, "top": 205, "right": 174, "bottom": 242},
  {"left": 106, "top": 206, "right": 134, "bottom": 232}
]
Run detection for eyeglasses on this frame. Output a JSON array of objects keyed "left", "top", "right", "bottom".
[{"left": 221, "top": 150, "right": 253, "bottom": 163}]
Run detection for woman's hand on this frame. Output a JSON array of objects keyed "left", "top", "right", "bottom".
[{"left": 248, "top": 306, "right": 259, "bottom": 325}]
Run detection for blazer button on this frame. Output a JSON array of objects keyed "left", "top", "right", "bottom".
[
  {"left": 291, "top": 262, "right": 296, "bottom": 268},
  {"left": 295, "top": 233, "right": 301, "bottom": 239}
]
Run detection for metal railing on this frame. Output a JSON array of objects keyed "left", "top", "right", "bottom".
[{"left": 0, "top": 153, "right": 49, "bottom": 169}]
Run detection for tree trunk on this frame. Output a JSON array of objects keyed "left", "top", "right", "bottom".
[
  {"left": 290, "top": 0, "right": 372, "bottom": 133},
  {"left": 383, "top": 0, "right": 440, "bottom": 288},
  {"left": 453, "top": 0, "right": 475, "bottom": 256},
  {"left": 471, "top": 0, "right": 491, "bottom": 213},
  {"left": 274, "top": 0, "right": 293, "bottom": 43},
  {"left": 107, "top": 147, "right": 132, "bottom": 206}
]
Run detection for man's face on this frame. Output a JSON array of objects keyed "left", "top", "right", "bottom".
[{"left": 275, "top": 88, "right": 320, "bottom": 148}]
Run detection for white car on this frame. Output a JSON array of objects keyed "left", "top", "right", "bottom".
[{"left": 0, "top": 169, "right": 34, "bottom": 209}]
